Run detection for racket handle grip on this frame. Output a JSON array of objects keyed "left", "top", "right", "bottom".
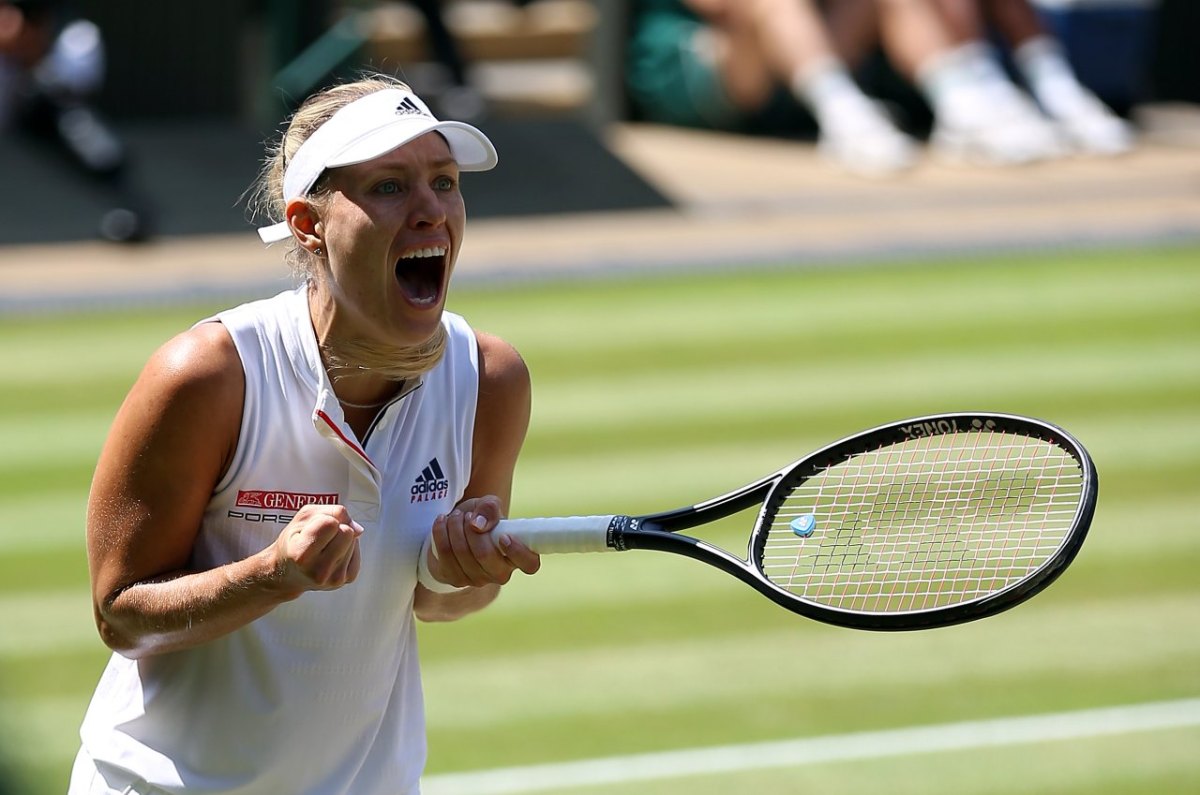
[{"left": 494, "top": 516, "right": 616, "bottom": 554}]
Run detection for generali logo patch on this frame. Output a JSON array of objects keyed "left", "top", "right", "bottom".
[{"left": 236, "top": 490, "right": 340, "bottom": 511}]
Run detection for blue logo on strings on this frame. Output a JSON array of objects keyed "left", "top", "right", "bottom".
[{"left": 790, "top": 515, "right": 816, "bottom": 537}]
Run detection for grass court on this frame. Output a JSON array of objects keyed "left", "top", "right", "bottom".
[{"left": 0, "top": 242, "right": 1197, "bottom": 793}]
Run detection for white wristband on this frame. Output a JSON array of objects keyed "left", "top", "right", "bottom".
[{"left": 417, "top": 535, "right": 469, "bottom": 594}]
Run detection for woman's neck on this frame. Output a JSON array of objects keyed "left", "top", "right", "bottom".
[{"left": 307, "top": 279, "right": 447, "bottom": 386}]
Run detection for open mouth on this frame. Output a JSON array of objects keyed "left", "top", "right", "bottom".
[{"left": 395, "top": 246, "right": 448, "bottom": 307}]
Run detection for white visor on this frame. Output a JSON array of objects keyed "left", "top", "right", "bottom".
[{"left": 257, "top": 88, "right": 498, "bottom": 243}]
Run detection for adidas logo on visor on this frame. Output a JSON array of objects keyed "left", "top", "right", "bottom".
[
  {"left": 395, "top": 96, "right": 430, "bottom": 118},
  {"left": 411, "top": 458, "right": 449, "bottom": 503}
]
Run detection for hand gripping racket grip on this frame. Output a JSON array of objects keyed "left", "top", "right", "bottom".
[{"left": 494, "top": 516, "right": 616, "bottom": 554}]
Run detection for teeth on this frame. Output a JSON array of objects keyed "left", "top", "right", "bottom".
[{"left": 400, "top": 246, "right": 447, "bottom": 259}]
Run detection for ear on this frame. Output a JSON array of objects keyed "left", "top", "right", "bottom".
[{"left": 285, "top": 198, "right": 324, "bottom": 256}]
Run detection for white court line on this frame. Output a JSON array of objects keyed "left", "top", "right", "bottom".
[{"left": 422, "top": 698, "right": 1200, "bottom": 795}]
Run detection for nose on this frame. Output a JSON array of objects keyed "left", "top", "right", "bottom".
[{"left": 407, "top": 182, "right": 447, "bottom": 229}]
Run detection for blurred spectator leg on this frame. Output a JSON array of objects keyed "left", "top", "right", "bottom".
[
  {"left": 627, "top": 0, "right": 916, "bottom": 176},
  {"left": 878, "top": 0, "right": 1064, "bottom": 165},
  {"left": 751, "top": 0, "right": 916, "bottom": 175},
  {"left": 695, "top": 0, "right": 918, "bottom": 176},
  {"left": 980, "top": 0, "right": 1133, "bottom": 156},
  {"left": 410, "top": 0, "right": 486, "bottom": 120},
  {"left": 18, "top": 16, "right": 153, "bottom": 241}
]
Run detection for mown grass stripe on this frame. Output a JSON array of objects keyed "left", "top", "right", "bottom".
[
  {"left": 493, "top": 287, "right": 1199, "bottom": 369},
  {"left": 421, "top": 699, "right": 1200, "bottom": 795},
  {"left": 526, "top": 337, "right": 1197, "bottom": 417},
  {"left": 448, "top": 248, "right": 1200, "bottom": 350},
  {"left": 0, "top": 591, "right": 96, "bottom": 657},
  {"left": 0, "top": 694, "right": 88, "bottom": 767},
  {"left": 420, "top": 593, "right": 1200, "bottom": 728}
]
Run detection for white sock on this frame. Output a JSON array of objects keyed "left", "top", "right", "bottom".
[
  {"left": 916, "top": 43, "right": 984, "bottom": 116},
  {"left": 791, "top": 57, "right": 914, "bottom": 175},
  {"left": 791, "top": 58, "right": 876, "bottom": 131},
  {"left": 1014, "top": 35, "right": 1094, "bottom": 119},
  {"left": 1014, "top": 34, "right": 1131, "bottom": 153},
  {"left": 918, "top": 42, "right": 1046, "bottom": 126}
]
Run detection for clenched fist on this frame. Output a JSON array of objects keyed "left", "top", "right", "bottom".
[{"left": 272, "top": 504, "right": 364, "bottom": 593}]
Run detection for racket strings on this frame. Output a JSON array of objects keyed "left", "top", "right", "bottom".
[{"left": 759, "top": 431, "right": 1084, "bottom": 614}]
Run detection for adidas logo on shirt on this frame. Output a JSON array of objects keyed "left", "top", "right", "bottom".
[
  {"left": 395, "top": 96, "right": 430, "bottom": 118},
  {"left": 411, "top": 458, "right": 449, "bottom": 503}
]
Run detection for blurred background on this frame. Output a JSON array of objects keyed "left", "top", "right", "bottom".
[
  {"left": 0, "top": 1, "right": 1197, "bottom": 794},
  {"left": 0, "top": 0, "right": 1196, "bottom": 246}
]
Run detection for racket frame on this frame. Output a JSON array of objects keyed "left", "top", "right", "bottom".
[{"left": 597, "top": 412, "right": 1096, "bottom": 630}]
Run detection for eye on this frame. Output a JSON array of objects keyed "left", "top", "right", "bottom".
[
  {"left": 374, "top": 179, "right": 401, "bottom": 195},
  {"left": 434, "top": 175, "right": 456, "bottom": 192}
]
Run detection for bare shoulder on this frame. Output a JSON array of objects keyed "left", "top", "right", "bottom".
[
  {"left": 107, "top": 319, "right": 246, "bottom": 484},
  {"left": 474, "top": 330, "right": 531, "bottom": 399},
  {"left": 147, "top": 320, "right": 243, "bottom": 395}
]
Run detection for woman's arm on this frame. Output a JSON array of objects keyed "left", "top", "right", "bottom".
[
  {"left": 88, "top": 321, "right": 363, "bottom": 658},
  {"left": 413, "top": 331, "right": 539, "bottom": 622}
]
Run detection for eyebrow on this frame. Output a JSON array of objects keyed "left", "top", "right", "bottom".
[
  {"left": 428, "top": 155, "right": 459, "bottom": 170},
  {"left": 363, "top": 155, "right": 459, "bottom": 176}
]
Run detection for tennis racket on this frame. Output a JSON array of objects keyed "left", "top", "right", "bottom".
[{"left": 495, "top": 412, "right": 1096, "bottom": 631}]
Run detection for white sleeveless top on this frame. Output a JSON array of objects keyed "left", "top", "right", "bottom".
[{"left": 75, "top": 287, "right": 479, "bottom": 795}]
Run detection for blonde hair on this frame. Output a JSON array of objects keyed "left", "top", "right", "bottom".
[
  {"left": 250, "top": 73, "right": 411, "bottom": 279},
  {"left": 250, "top": 74, "right": 448, "bottom": 383}
]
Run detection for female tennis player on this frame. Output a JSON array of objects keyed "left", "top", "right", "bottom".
[{"left": 68, "top": 74, "right": 540, "bottom": 794}]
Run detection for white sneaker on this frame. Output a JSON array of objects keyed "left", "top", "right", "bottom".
[
  {"left": 1046, "top": 93, "right": 1135, "bottom": 156},
  {"left": 818, "top": 98, "right": 917, "bottom": 177},
  {"left": 932, "top": 82, "right": 1065, "bottom": 166},
  {"left": 1014, "top": 36, "right": 1136, "bottom": 157}
]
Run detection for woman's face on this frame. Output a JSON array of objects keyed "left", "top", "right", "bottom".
[{"left": 310, "top": 131, "right": 465, "bottom": 349}]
